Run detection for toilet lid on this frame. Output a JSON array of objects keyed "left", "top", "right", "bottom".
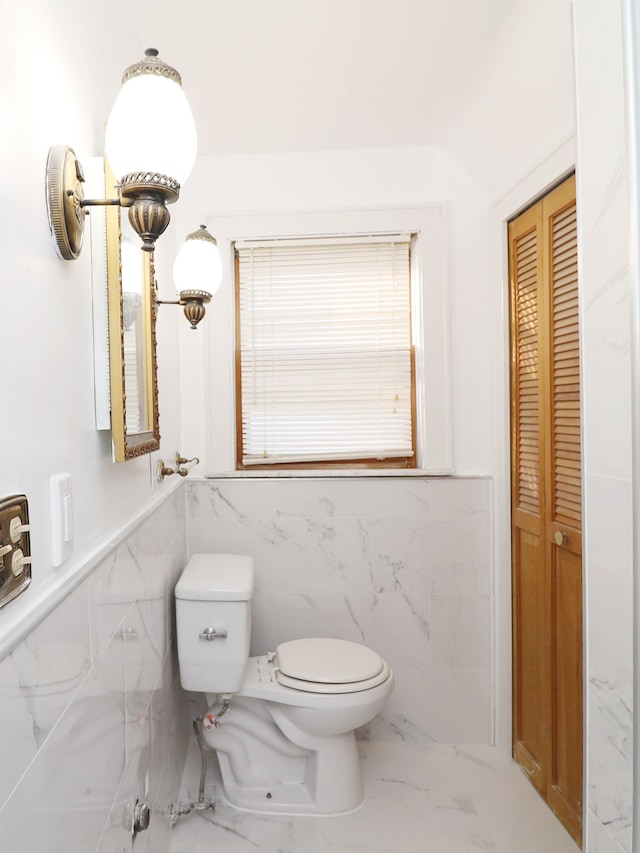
[
  {"left": 274, "top": 638, "right": 387, "bottom": 693},
  {"left": 276, "top": 660, "right": 390, "bottom": 694}
]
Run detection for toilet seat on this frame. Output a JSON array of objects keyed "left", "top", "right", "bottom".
[{"left": 274, "top": 638, "right": 389, "bottom": 694}]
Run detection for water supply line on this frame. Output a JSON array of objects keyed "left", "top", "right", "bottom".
[
  {"left": 194, "top": 695, "right": 231, "bottom": 807},
  {"left": 166, "top": 695, "right": 232, "bottom": 826}
]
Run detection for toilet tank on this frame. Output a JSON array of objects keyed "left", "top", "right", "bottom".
[{"left": 175, "top": 553, "right": 254, "bottom": 693}]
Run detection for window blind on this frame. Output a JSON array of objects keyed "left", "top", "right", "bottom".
[{"left": 236, "top": 235, "right": 415, "bottom": 466}]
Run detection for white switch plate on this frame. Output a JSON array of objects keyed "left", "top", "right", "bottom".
[{"left": 51, "top": 473, "right": 73, "bottom": 567}]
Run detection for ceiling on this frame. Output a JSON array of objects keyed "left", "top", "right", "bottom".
[
  {"left": 128, "top": 0, "right": 536, "bottom": 156},
  {"left": 124, "top": 0, "right": 575, "bottom": 197}
]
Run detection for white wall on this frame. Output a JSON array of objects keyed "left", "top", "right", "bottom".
[
  {"left": 174, "top": 146, "right": 494, "bottom": 476},
  {"left": 0, "top": 10, "right": 192, "bottom": 845},
  {"left": 443, "top": 0, "right": 575, "bottom": 199},
  {"left": 0, "top": 1, "right": 183, "bottom": 647},
  {"left": 574, "top": 1, "right": 634, "bottom": 850}
]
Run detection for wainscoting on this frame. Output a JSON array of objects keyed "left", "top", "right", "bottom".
[
  {"left": 0, "top": 474, "right": 493, "bottom": 853},
  {"left": 187, "top": 476, "right": 492, "bottom": 743},
  {"left": 0, "top": 488, "right": 190, "bottom": 853}
]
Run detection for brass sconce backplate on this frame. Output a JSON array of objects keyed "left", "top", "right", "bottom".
[{"left": 46, "top": 145, "right": 86, "bottom": 260}]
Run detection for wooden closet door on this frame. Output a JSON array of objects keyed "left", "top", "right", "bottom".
[
  {"left": 510, "top": 199, "right": 549, "bottom": 795},
  {"left": 509, "top": 174, "right": 582, "bottom": 846}
]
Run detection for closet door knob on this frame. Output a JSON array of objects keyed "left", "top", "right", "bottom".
[{"left": 554, "top": 530, "right": 569, "bottom": 546}]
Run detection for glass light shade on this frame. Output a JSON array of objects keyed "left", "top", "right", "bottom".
[
  {"left": 173, "top": 227, "right": 223, "bottom": 296},
  {"left": 104, "top": 57, "right": 197, "bottom": 185}
]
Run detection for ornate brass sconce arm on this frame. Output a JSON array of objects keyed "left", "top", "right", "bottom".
[
  {"left": 46, "top": 145, "right": 181, "bottom": 259},
  {"left": 157, "top": 290, "right": 212, "bottom": 329}
]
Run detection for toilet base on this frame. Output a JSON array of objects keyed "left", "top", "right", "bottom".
[
  {"left": 203, "top": 698, "right": 365, "bottom": 816},
  {"left": 220, "top": 775, "right": 364, "bottom": 817}
]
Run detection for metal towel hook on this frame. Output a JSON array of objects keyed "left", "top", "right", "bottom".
[{"left": 157, "top": 451, "right": 200, "bottom": 482}]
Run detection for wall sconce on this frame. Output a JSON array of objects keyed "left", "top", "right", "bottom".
[
  {"left": 157, "top": 225, "right": 223, "bottom": 329},
  {"left": 46, "top": 48, "right": 197, "bottom": 260}
]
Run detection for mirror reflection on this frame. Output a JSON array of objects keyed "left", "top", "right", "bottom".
[
  {"left": 120, "top": 235, "right": 149, "bottom": 435},
  {"left": 105, "top": 161, "right": 160, "bottom": 462}
]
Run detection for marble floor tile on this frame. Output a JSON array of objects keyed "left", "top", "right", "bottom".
[{"left": 168, "top": 742, "right": 580, "bottom": 853}]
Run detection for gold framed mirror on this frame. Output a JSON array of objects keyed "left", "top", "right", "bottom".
[{"left": 105, "top": 161, "right": 160, "bottom": 462}]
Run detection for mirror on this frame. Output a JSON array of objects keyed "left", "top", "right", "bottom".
[{"left": 105, "top": 162, "right": 160, "bottom": 462}]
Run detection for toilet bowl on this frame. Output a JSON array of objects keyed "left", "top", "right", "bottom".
[{"left": 175, "top": 554, "right": 394, "bottom": 815}]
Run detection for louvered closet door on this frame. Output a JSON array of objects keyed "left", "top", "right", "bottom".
[
  {"left": 545, "top": 177, "right": 582, "bottom": 842},
  {"left": 510, "top": 200, "right": 550, "bottom": 798},
  {"left": 509, "top": 174, "right": 582, "bottom": 846}
]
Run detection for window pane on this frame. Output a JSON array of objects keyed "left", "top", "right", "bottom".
[{"left": 236, "top": 236, "right": 415, "bottom": 466}]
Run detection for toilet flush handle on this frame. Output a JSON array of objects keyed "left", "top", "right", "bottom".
[{"left": 199, "top": 627, "right": 228, "bottom": 641}]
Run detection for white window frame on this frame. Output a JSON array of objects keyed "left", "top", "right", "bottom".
[{"left": 190, "top": 206, "right": 453, "bottom": 475}]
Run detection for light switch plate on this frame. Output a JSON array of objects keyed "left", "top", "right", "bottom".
[{"left": 51, "top": 473, "right": 73, "bottom": 567}]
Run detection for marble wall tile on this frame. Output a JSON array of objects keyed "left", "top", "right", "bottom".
[
  {"left": 0, "top": 475, "right": 492, "bottom": 853},
  {"left": 129, "top": 488, "right": 187, "bottom": 559},
  {"left": 588, "top": 681, "right": 633, "bottom": 850},
  {"left": 430, "top": 595, "right": 491, "bottom": 670},
  {"left": 586, "top": 474, "right": 633, "bottom": 683},
  {"left": 324, "top": 476, "right": 490, "bottom": 521},
  {"left": 96, "top": 704, "right": 152, "bottom": 853},
  {"left": 370, "top": 668, "right": 491, "bottom": 744},
  {"left": 0, "top": 485, "right": 190, "bottom": 853},
  {"left": 0, "top": 633, "right": 126, "bottom": 852},
  {"left": 188, "top": 515, "right": 342, "bottom": 594},
  {"left": 121, "top": 560, "right": 171, "bottom": 755},
  {"left": 88, "top": 544, "right": 146, "bottom": 664},
  {"left": 0, "top": 580, "right": 91, "bottom": 807},
  {"left": 187, "top": 479, "right": 282, "bottom": 522},
  {"left": 189, "top": 476, "right": 492, "bottom": 743},
  {"left": 335, "top": 517, "right": 433, "bottom": 594},
  {"left": 147, "top": 660, "right": 193, "bottom": 853},
  {"left": 575, "top": 0, "right": 635, "bottom": 838},
  {"left": 334, "top": 513, "right": 490, "bottom": 596},
  {"left": 585, "top": 474, "right": 633, "bottom": 845},
  {"left": 587, "top": 809, "right": 629, "bottom": 853}
]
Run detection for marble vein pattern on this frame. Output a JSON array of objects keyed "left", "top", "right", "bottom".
[
  {"left": 0, "top": 488, "right": 189, "bottom": 853},
  {"left": 587, "top": 810, "right": 630, "bottom": 853},
  {"left": 187, "top": 478, "right": 492, "bottom": 743},
  {"left": 168, "top": 742, "right": 580, "bottom": 853}
]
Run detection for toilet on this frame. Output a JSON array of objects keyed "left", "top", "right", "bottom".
[{"left": 175, "top": 553, "right": 394, "bottom": 816}]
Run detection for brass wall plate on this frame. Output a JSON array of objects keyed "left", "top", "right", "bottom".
[
  {"left": 46, "top": 145, "right": 86, "bottom": 260},
  {"left": 0, "top": 495, "right": 31, "bottom": 608}
]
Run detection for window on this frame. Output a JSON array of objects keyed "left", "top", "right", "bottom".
[
  {"left": 196, "top": 206, "right": 452, "bottom": 474},
  {"left": 235, "top": 234, "right": 416, "bottom": 468}
]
